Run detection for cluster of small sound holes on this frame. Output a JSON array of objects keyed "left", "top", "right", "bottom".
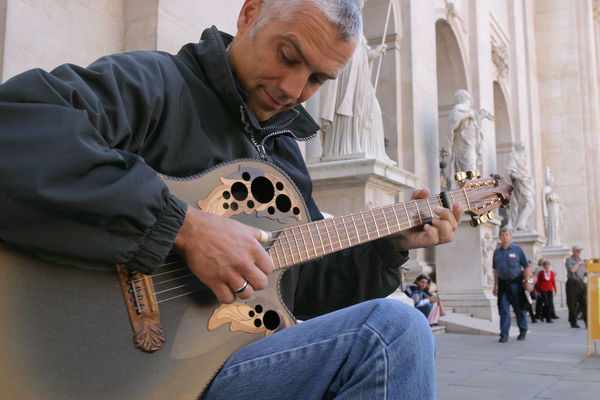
[
  {"left": 247, "top": 304, "right": 281, "bottom": 331},
  {"left": 221, "top": 171, "right": 301, "bottom": 216}
]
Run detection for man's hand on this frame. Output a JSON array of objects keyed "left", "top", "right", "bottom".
[
  {"left": 392, "top": 188, "right": 462, "bottom": 250},
  {"left": 524, "top": 281, "right": 534, "bottom": 293},
  {"left": 173, "top": 207, "right": 273, "bottom": 304}
]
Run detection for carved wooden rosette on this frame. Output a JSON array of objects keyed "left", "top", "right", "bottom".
[
  {"left": 196, "top": 165, "right": 302, "bottom": 222},
  {"left": 117, "top": 265, "right": 165, "bottom": 352},
  {"left": 207, "top": 298, "right": 291, "bottom": 336}
]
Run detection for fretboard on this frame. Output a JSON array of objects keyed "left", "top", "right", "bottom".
[{"left": 269, "top": 190, "right": 468, "bottom": 270}]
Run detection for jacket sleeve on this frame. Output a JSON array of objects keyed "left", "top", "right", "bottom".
[
  {"left": 291, "top": 197, "right": 408, "bottom": 320},
  {"left": 0, "top": 52, "right": 187, "bottom": 273}
]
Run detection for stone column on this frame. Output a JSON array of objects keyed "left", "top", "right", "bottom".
[{"left": 436, "top": 217, "right": 499, "bottom": 321}]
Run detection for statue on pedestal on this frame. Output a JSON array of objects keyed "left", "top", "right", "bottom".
[
  {"left": 542, "top": 166, "right": 563, "bottom": 247},
  {"left": 318, "top": 0, "right": 393, "bottom": 164},
  {"left": 481, "top": 232, "right": 496, "bottom": 288},
  {"left": 505, "top": 140, "right": 535, "bottom": 231},
  {"left": 447, "top": 89, "right": 493, "bottom": 180}
]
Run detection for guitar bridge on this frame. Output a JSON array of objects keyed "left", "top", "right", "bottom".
[{"left": 117, "top": 265, "right": 165, "bottom": 352}]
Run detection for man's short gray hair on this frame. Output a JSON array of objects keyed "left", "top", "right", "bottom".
[{"left": 250, "top": 0, "right": 363, "bottom": 43}]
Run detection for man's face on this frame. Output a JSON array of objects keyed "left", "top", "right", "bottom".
[
  {"left": 230, "top": 0, "right": 356, "bottom": 121},
  {"left": 573, "top": 249, "right": 581, "bottom": 258},
  {"left": 499, "top": 230, "right": 512, "bottom": 246}
]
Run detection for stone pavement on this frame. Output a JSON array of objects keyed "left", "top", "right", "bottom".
[{"left": 434, "top": 311, "right": 600, "bottom": 399}]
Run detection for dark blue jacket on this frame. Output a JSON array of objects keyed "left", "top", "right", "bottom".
[{"left": 0, "top": 27, "right": 407, "bottom": 319}]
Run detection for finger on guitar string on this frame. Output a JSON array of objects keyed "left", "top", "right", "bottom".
[
  {"left": 172, "top": 207, "right": 272, "bottom": 304},
  {"left": 428, "top": 204, "right": 461, "bottom": 244},
  {"left": 256, "top": 229, "right": 272, "bottom": 244}
]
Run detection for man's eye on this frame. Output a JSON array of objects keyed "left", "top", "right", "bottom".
[
  {"left": 280, "top": 50, "right": 298, "bottom": 65},
  {"left": 309, "top": 75, "right": 325, "bottom": 85}
]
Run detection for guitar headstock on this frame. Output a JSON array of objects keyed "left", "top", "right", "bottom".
[{"left": 454, "top": 171, "right": 513, "bottom": 227}]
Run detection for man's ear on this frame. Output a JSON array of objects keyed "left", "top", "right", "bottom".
[{"left": 237, "top": 0, "right": 262, "bottom": 34}]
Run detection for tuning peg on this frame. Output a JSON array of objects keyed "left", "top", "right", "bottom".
[
  {"left": 475, "top": 169, "right": 481, "bottom": 178},
  {"left": 470, "top": 216, "right": 480, "bottom": 227},
  {"left": 487, "top": 210, "right": 495, "bottom": 220},
  {"left": 455, "top": 172, "right": 467, "bottom": 183},
  {"left": 466, "top": 170, "right": 475, "bottom": 179},
  {"left": 479, "top": 214, "right": 489, "bottom": 224}
]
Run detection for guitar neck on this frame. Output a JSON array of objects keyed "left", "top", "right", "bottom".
[{"left": 270, "top": 190, "right": 470, "bottom": 270}]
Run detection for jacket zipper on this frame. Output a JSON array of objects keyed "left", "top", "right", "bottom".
[{"left": 239, "top": 106, "right": 318, "bottom": 160}]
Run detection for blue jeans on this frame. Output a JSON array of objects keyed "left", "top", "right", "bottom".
[
  {"left": 201, "top": 299, "right": 435, "bottom": 399},
  {"left": 498, "top": 280, "right": 528, "bottom": 337}
]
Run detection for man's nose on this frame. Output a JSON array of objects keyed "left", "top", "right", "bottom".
[{"left": 278, "top": 74, "right": 307, "bottom": 102}]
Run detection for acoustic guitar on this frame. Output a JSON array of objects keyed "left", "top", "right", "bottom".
[{"left": 0, "top": 159, "right": 511, "bottom": 399}]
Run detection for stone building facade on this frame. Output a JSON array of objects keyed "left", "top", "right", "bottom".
[{"left": 1, "top": 0, "right": 599, "bottom": 319}]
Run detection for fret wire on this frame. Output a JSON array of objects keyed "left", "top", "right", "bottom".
[
  {"left": 314, "top": 219, "right": 327, "bottom": 255},
  {"left": 461, "top": 188, "right": 472, "bottom": 211},
  {"left": 284, "top": 229, "right": 297, "bottom": 265},
  {"left": 414, "top": 200, "right": 422, "bottom": 224},
  {"left": 426, "top": 197, "right": 434, "bottom": 217},
  {"left": 341, "top": 215, "right": 353, "bottom": 248},
  {"left": 449, "top": 191, "right": 457, "bottom": 208},
  {"left": 303, "top": 224, "right": 318, "bottom": 260},
  {"left": 391, "top": 204, "right": 402, "bottom": 231},
  {"left": 403, "top": 202, "right": 412, "bottom": 228},
  {"left": 271, "top": 238, "right": 283, "bottom": 270},
  {"left": 359, "top": 212, "right": 371, "bottom": 241},
  {"left": 323, "top": 219, "right": 337, "bottom": 253},
  {"left": 350, "top": 214, "right": 360, "bottom": 243},
  {"left": 332, "top": 218, "right": 343, "bottom": 250},
  {"left": 370, "top": 209, "right": 383, "bottom": 237},
  {"left": 381, "top": 207, "right": 391, "bottom": 235}
]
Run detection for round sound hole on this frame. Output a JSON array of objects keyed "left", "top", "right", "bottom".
[
  {"left": 231, "top": 182, "right": 248, "bottom": 201},
  {"left": 251, "top": 176, "right": 275, "bottom": 204},
  {"left": 275, "top": 194, "right": 291, "bottom": 213}
]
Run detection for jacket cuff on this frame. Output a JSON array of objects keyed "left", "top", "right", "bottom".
[
  {"left": 372, "top": 237, "right": 410, "bottom": 270},
  {"left": 126, "top": 194, "right": 188, "bottom": 273}
]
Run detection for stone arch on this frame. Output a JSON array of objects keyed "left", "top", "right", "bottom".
[
  {"left": 435, "top": 18, "right": 468, "bottom": 189},
  {"left": 493, "top": 81, "right": 512, "bottom": 175},
  {"left": 493, "top": 80, "right": 512, "bottom": 225}
]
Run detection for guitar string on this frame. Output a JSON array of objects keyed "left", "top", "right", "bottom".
[
  {"left": 128, "top": 186, "right": 500, "bottom": 302},
  {"left": 267, "top": 188, "right": 496, "bottom": 262}
]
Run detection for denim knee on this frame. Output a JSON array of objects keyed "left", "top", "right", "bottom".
[{"left": 361, "top": 299, "right": 433, "bottom": 348}]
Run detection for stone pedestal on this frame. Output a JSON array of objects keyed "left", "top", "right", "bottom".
[
  {"left": 436, "top": 218, "right": 499, "bottom": 321},
  {"left": 307, "top": 157, "right": 417, "bottom": 215},
  {"left": 540, "top": 245, "right": 571, "bottom": 309}
]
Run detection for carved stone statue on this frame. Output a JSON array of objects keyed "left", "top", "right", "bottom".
[
  {"left": 318, "top": 0, "right": 393, "bottom": 163},
  {"left": 447, "top": 89, "right": 493, "bottom": 181},
  {"left": 505, "top": 140, "right": 535, "bottom": 231},
  {"left": 542, "top": 166, "right": 563, "bottom": 246},
  {"left": 481, "top": 232, "right": 496, "bottom": 288}
]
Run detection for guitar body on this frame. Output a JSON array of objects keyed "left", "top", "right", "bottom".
[{"left": 0, "top": 160, "right": 309, "bottom": 399}]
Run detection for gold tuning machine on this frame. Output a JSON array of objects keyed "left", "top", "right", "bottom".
[
  {"left": 470, "top": 215, "right": 480, "bottom": 227},
  {"left": 466, "top": 169, "right": 482, "bottom": 179},
  {"left": 487, "top": 210, "right": 495, "bottom": 220},
  {"left": 455, "top": 171, "right": 467, "bottom": 183}
]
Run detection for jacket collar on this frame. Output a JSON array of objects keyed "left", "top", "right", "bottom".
[{"left": 178, "top": 26, "right": 319, "bottom": 141}]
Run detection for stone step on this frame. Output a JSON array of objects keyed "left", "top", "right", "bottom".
[{"left": 439, "top": 312, "right": 519, "bottom": 336}]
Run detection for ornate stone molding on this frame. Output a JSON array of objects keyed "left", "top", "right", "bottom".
[{"left": 491, "top": 39, "right": 509, "bottom": 79}]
